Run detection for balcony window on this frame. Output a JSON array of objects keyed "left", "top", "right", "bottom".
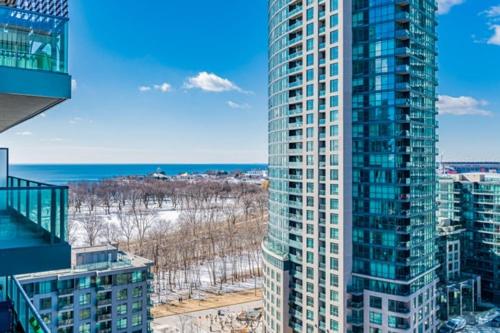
[{"left": 0, "top": 6, "right": 68, "bottom": 73}]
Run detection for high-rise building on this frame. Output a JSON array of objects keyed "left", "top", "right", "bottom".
[
  {"left": 438, "top": 173, "right": 500, "bottom": 306},
  {"left": 1, "top": 0, "right": 68, "bottom": 17},
  {"left": 15, "top": 245, "right": 154, "bottom": 333},
  {"left": 0, "top": 0, "right": 71, "bottom": 331},
  {"left": 264, "top": 0, "right": 438, "bottom": 332}
]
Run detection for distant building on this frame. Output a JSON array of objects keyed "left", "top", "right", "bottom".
[
  {"left": 435, "top": 218, "right": 481, "bottom": 321},
  {"left": 438, "top": 173, "right": 500, "bottom": 306},
  {"left": 15, "top": 245, "right": 154, "bottom": 333},
  {"left": 441, "top": 162, "right": 500, "bottom": 174}
]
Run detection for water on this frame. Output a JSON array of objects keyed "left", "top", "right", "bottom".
[{"left": 10, "top": 164, "right": 267, "bottom": 185}]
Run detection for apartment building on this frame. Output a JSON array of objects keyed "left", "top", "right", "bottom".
[
  {"left": 438, "top": 173, "right": 500, "bottom": 306},
  {"left": 15, "top": 245, "right": 154, "bottom": 333},
  {"left": 265, "top": 0, "right": 438, "bottom": 332},
  {"left": 435, "top": 218, "right": 481, "bottom": 321}
]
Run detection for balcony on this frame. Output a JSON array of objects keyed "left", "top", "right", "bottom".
[
  {"left": 395, "top": 47, "right": 410, "bottom": 57},
  {"left": 4, "top": 276, "right": 50, "bottom": 332},
  {"left": 0, "top": 6, "right": 71, "bottom": 133},
  {"left": 0, "top": 174, "right": 71, "bottom": 275}
]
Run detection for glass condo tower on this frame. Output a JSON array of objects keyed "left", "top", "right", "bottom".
[{"left": 264, "top": 0, "right": 438, "bottom": 332}]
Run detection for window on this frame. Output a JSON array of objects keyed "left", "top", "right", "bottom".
[
  {"left": 330, "top": 63, "right": 338, "bottom": 76},
  {"left": 80, "top": 308, "right": 91, "bottom": 321},
  {"left": 79, "top": 323, "right": 90, "bottom": 333},
  {"left": 330, "top": 14, "right": 338, "bottom": 27},
  {"left": 132, "top": 300, "right": 142, "bottom": 313},
  {"left": 78, "top": 277, "right": 91, "bottom": 289},
  {"left": 117, "top": 318, "right": 127, "bottom": 330},
  {"left": 131, "top": 271, "right": 143, "bottom": 283},
  {"left": 118, "top": 288, "right": 128, "bottom": 301},
  {"left": 39, "top": 297, "right": 51, "bottom": 310},
  {"left": 370, "top": 296, "right": 382, "bottom": 309},
  {"left": 306, "top": 84, "right": 314, "bottom": 97},
  {"left": 306, "top": 38, "right": 314, "bottom": 51},
  {"left": 369, "top": 311, "right": 382, "bottom": 325},
  {"left": 117, "top": 303, "right": 128, "bottom": 315},
  {"left": 306, "top": 8, "right": 313, "bottom": 21},
  {"left": 303, "top": 100, "right": 312, "bottom": 112},
  {"left": 306, "top": 23, "right": 314, "bottom": 36},
  {"left": 306, "top": 69, "right": 314, "bottom": 81},
  {"left": 133, "top": 286, "right": 143, "bottom": 298},
  {"left": 330, "top": 47, "right": 338, "bottom": 60},
  {"left": 330, "top": 31, "right": 338, "bottom": 44},
  {"left": 79, "top": 293, "right": 91, "bottom": 306},
  {"left": 306, "top": 54, "right": 314, "bottom": 66},
  {"left": 116, "top": 273, "right": 130, "bottom": 285},
  {"left": 132, "top": 313, "right": 142, "bottom": 326}
]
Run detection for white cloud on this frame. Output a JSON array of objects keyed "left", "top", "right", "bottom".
[
  {"left": 153, "top": 83, "right": 172, "bottom": 93},
  {"left": 227, "top": 101, "right": 251, "bottom": 109},
  {"left": 185, "top": 72, "right": 245, "bottom": 93},
  {"left": 438, "top": 0, "right": 464, "bottom": 15},
  {"left": 138, "top": 86, "right": 152, "bottom": 92},
  {"left": 15, "top": 131, "right": 33, "bottom": 136},
  {"left": 71, "top": 79, "right": 77, "bottom": 92},
  {"left": 69, "top": 117, "right": 83, "bottom": 125},
  {"left": 483, "top": 5, "right": 500, "bottom": 18},
  {"left": 487, "top": 25, "right": 500, "bottom": 45},
  {"left": 438, "top": 95, "right": 493, "bottom": 116},
  {"left": 139, "top": 82, "right": 172, "bottom": 93}
]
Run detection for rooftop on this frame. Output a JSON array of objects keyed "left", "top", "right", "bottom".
[{"left": 15, "top": 244, "right": 152, "bottom": 281}]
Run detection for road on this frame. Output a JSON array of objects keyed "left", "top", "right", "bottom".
[{"left": 152, "top": 300, "right": 263, "bottom": 333}]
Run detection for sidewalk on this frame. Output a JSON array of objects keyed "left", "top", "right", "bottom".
[{"left": 152, "top": 288, "right": 263, "bottom": 318}]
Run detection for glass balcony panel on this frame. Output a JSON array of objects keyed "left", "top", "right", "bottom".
[
  {"left": 0, "top": 176, "right": 70, "bottom": 275},
  {"left": 0, "top": 6, "right": 68, "bottom": 73},
  {"left": 5, "top": 276, "right": 50, "bottom": 333}
]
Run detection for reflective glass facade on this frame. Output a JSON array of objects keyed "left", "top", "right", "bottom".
[
  {"left": 351, "top": 0, "right": 438, "bottom": 295},
  {"left": 0, "top": 5, "right": 68, "bottom": 73},
  {"left": 265, "top": 0, "right": 438, "bottom": 332}
]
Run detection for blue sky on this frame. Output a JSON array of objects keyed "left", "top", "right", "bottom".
[{"left": 1, "top": 0, "right": 500, "bottom": 163}]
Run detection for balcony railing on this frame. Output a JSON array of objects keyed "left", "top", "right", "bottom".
[
  {"left": 0, "top": 175, "right": 70, "bottom": 276},
  {"left": 4, "top": 176, "right": 68, "bottom": 243},
  {"left": 0, "top": 6, "right": 68, "bottom": 73},
  {"left": 5, "top": 276, "right": 50, "bottom": 333}
]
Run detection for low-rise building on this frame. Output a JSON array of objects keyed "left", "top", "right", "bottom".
[{"left": 15, "top": 245, "right": 154, "bottom": 333}]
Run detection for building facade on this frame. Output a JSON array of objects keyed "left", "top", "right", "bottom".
[
  {"left": 0, "top": 0, "right": 72, "bottom": 331},
  {"left": 438, "top": 173, "right": 500, "bottom": 306},
  {"left": 264, "top": 0, "right": 438, "bottom": 332},
  {"left": 435, "top": 218, "right": 481, "bottom": 321},
  {"left": 15, "top": 245, "right": 154, "bottom": 333},
  {"left": 0, "top": 0, "right": 68, "bottom": 17}
]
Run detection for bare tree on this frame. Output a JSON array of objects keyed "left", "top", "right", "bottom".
[
  {"left": 132, "top": 208, "right": 157, "bottom": 253},
  {"left": 117, "top": 209, "right": 135, "bottom": 251},
  {"left": 80, "top": 211, "right": 104, "bottom": 246}
]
